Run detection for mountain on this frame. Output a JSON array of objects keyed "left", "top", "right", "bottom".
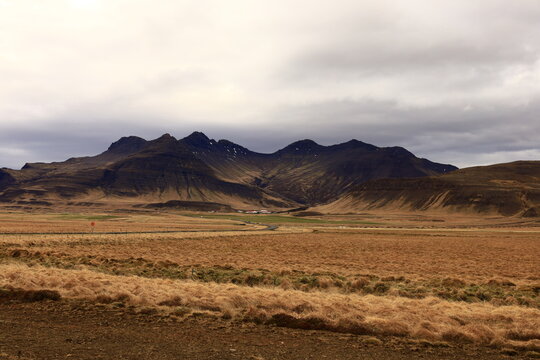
[
  {"left": 0, "top": 132, "right": 457, "bottom": 209},
  {"left": 254, "top": 140, "right": 456, "bottom": 204},
  {"left": 320, "top": 161, "right": 540, "bottom": 217}
]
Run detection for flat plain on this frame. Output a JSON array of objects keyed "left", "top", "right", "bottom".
[{"left": 1, "top": 209, "right": 539, "bottom": 359}]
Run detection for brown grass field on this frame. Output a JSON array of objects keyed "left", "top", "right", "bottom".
[{"left": 1, "top": 209, "right": 539, "bottom": 359}]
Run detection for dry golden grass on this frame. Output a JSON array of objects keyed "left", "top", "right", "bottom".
[
  {"left": 4, "top": 248, "right": 537, "bottom": 307},
  {"left": 7, "top": 230, "right": 537, "bottom": 283},
  {"left": 311, "top": 208, "right": 540, "bottom": 228},
  {"left": 0, "top": 212, "right": 257, "bottom": 233},
  {"left": 0, "top": 229, "right": 291, "bottom": 248},
  {"left": 0, "top": 211, "right": 539, "bottom": 349},
  {"left": 1, "top": 264, "right": 538, "bottom": 350}
]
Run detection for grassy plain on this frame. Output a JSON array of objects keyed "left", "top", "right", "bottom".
[{"left": 0, "top": 210, "right": 539, "bottom": 357}]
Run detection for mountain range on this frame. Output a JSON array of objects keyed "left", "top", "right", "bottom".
[
  {"left": 2, "top": 132, "right": 538, "bottom": 217},
  {"left": 0, "top": 132, "right": 457, "bottom": 209}
]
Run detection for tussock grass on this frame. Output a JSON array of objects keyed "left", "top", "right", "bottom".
[
  {"left": 4, "top": 230, "right": 537, "bottom": 284},
  {"left": 0, "top": 212, "right": 262, "bottom": 234},
  {"left": 3, "top": 250, "right": 537, "bottom": 307},
  {"left": 0, "top": 229, "right": 288, "bottom": 248},
  {"left": 0, "top": 264, "right": 539, "bottom": 349},
  {"left": 1, "top": 212, "right": 538, "bottom": 351}
]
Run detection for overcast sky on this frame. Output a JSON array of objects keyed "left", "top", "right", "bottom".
[{"left": 1, "top": 0, "right": 539, "bottom": 169}]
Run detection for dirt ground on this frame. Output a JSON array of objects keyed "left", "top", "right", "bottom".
[{"left": 0, "top": 299, "right": 519, "bottom": 360}]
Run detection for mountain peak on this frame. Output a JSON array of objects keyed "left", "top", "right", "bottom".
[
  {"left": 157, "top": 133, "right": 176, "bottom": 140},
  {"left": 278, "top": 139, "right": 324, "bottom": 154},
  {"left": 185, "top": 131, "right": 209, "bottom": 141},
  {"left": 182, "top": 131, "right": 213, "bottom": 148},
  {"left": 330, "top": 139, "right": 378, "bottom": 151},
  {"left": 149, "top": 133, "right": 179, "bottom": 145},
  {"left": 107, "top": 136, "right": 147, "bottom": 154},
  {"left": 142, "top": 134, "right": 180, "bottom": 152},
  {"left": 0, "top": 132, "right": 461, "bottom": 209}
]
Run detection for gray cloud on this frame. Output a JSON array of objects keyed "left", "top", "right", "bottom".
[
  {"left": 252, "top": 98, "right": 540, "bottom": 166},
  {"left": 0, "top": 0, "right": 539, "bottom": 169}
]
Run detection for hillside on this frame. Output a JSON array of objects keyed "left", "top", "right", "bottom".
[
  {"left": 320, "top": 161, "right": 540, "bottom": 217},
  {"left": 0, "top": 132, "right": 456, "bottom": 209}
]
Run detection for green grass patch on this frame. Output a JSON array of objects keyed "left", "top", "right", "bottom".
[
  {"left": 185, "top": 214, "right": 380, "bottom": 225},
  {"left": 186, "top": 214, "right": 325, "bottom": 223}
]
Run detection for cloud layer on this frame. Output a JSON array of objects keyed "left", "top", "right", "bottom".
[{"left": 1, "top": 0, "right": 539, "bottom": 168}]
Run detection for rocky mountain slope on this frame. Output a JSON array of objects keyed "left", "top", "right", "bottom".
[
  {"left": 0, "top": 132, "right": 457, "bottom": 209},
  {"left": 320, "top": 161, "right": 540, "bottom": 216}
]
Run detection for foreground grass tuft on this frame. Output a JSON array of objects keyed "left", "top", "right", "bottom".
[{"left": 1, "top": 264, "right": 539, "bottom": 350}]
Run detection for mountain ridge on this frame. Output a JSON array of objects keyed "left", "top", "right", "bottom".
[
  {"left": 319, "top": 160, "right": 540, "bottom": 217},
  {"left": 0, "top": 131, "right": 458, "bottom": 209}
]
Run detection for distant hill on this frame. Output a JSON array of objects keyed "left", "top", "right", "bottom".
[
  {"left": 320, "top": 161, "right": 540, "bottom": 217},
  {"left": 0, "top": 132, "right": 457, "bottom": 209}
]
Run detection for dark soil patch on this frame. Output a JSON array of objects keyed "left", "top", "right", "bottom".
[{"left": 0, "top": 299, "right": 521, "bottom": 360}]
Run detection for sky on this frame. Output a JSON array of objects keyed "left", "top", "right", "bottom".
[{"left": 1, "top": 0, "right": 539, "bottom": 169}]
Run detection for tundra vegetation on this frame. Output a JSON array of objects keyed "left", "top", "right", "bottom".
[{"left": 0, "top": 210, "right": 539, "bottom": 355}]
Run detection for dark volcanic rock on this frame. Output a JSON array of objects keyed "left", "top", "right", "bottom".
[
  {"left": 276, "top": 139, "right": 325, "bottom": 155},
  {"left": 0, "top": 132, "right": 459, "bottom": 209},
  {"left": 106, "top": 136, "right": 148, "bottom": 155},
  {"left": 181, "top": 131, "right": 213, "bottom": 148},
  {"left": 0, "top": 169, "right": 16, "bottom": 191},
  {"left": 144, "top": 200, "right": 233, "bottom": 212},
  {"left": 332, "top": 161, "right": 540, "bottom": 216}
]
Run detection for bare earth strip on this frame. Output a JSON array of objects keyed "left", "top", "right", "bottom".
[{"left": 0, "top": 300, "right": 517, "bottom": 360}]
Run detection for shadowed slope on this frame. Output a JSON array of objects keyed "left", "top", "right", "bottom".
[
  {"left": 322, "top": 161, "right": 540, "bottom": 216},
  {"left": 0, "top": 132, "right": 456, "bottom": 209},
  {"left": 258, "top": 140, "right": 456, "bottom": 204}
]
